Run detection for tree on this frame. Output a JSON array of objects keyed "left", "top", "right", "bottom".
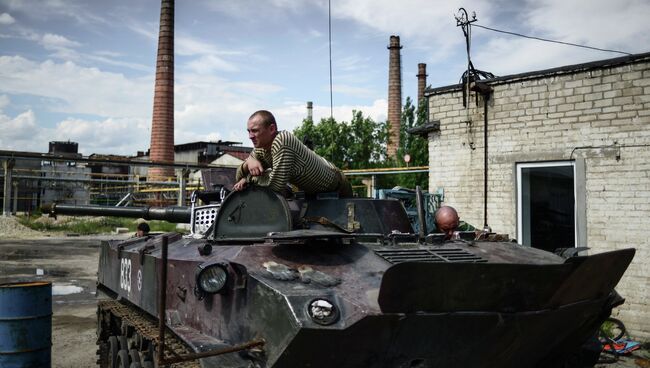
[
  {"left": 383, "top": 96, "right": 429, "bottom": 189},
  {"left": 293, "top": 112, "right": 387, "bottom": 170},
  {"left": 292, "top": 105, "right": 428, "bottom": 194},
  {"left": 347, "top": 110, "right": 388, "bottom": 169}
]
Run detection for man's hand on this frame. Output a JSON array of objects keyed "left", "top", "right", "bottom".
[
  {"left": 233, "top": 178, "right": 247, "bottom": 191},
  {"left": 246, "top": 157, "right": 264, "bottom": 176}
]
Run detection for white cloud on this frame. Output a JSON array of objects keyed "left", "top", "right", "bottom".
[
  {"left": 230, "top": 81, "right": 284, "bottom": 95},
  {"left": 468, "top": 0, "right": 650, "bottom": 77},
  {"left": 0, "top": 101, "right": 151, "bottom": 156},
  {"left": 38, "top": 33, "right": 82, "bottom": 60},
  {"left": 3, "top": 0, "right": 107, "bottom": 25},
  {"left": 85, "top": 54, "right": 150, "bottom": 72},
  {"left": 41, "top": 33, "right": 81, "bottom": 49},
  {"left": 0, "top": 95, "right": 9, "bottom": 109},
  {"left": 0, "top": 13, "right": 16, "bottom": 25},
  {"left": 308, "top": 29, "right": 323, "bottom": 38},
  {"left": 0, "top": 56, "right": 152, "bottom": 118},
  {"left": 527, "top": 0, "right": 649, "bottom": 53},
  {"left": 54, "top": 117, "right": 150, "bottom": 154},
  {"left": 126, "top": 21, "right": 157, "bottom": 41},
  {"left": 332, "top": 84, "right": 377, "bottom": 99},
  {"left": 176, "top": 35, "right": 244, "bottom": 57},
  {"left": 273, "top": 98, "right": 388, "bottom": 134},
  {"left": 185, "top": 55, "right": 238, "bottom": 74},
  {"left": 0, "top": 109, "right": 48, "bottom": 152}
]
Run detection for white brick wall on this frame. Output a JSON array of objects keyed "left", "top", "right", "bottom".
[{"left": 426, "top": 57, "right": 650, "bottom": 339}]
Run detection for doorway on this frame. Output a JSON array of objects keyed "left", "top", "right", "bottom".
[{"left": 517, "top": 162, "right": 576, "bottom": 252}]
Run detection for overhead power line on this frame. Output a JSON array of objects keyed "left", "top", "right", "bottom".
[
  {"left": 328, "top": 0, "right": 333, "bottom": 119},
  {"left": 473, "top": 23, "right": 632, "bottom": 56}
]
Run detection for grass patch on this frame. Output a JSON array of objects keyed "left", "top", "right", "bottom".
[{"left": 18, "top": 215, "right": 185, "bottom": 235}]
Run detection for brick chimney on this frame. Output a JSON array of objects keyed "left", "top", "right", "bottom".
[
  {"left": 148, "top": 0, "right": 175, "bottom": 181},
  {"left": 387, "top": 35, "right": 402, "bottom": 158},
  {"left": 307, "top": 101, "right": 313, "bottom": 121},
  {"left": 417, "top": 63, "right": 427, "bottom": 107}
]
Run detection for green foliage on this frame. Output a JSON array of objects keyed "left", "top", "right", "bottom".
[
  {"left": 347, "top": 110, "right": 388, "bottom": 168},
  {"left": 17, "top": 215, "right": 184, "bottom": 235},
  {"left": 383, "top": 97, "right": 430, "bottom": 190},
  {"left": 293, "top": 111, "right": 387, "bottom": 170},
  {"left": 150, "top": 220, "right": 182, "bottom": 233},
  {"left": 293, "top": 102, "right": 428, "bottom": 195}
]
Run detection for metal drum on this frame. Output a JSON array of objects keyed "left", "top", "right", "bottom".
[{"left": 0, "top": 281, "right": 52, "bottom": 368}]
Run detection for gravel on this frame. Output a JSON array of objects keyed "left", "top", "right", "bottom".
[{"left": 0, "top": 215, "right": 55, "bottom": 239}]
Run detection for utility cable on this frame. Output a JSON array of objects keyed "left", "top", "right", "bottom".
[
  {"left": 328, "top": 0, "right": 333, "bottom": 119},
  {"left": 473, "top": 23, "right": 632, "bottom": 56}
]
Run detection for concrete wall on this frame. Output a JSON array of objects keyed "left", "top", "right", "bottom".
[{"left": 425, "top": 55, "right": 650, "bottom": 339}]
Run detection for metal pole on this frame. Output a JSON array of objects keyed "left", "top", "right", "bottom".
[
  {"left": 157, "top": 235, "right": 168, "bottom": 365},
  {"left": 161, "top": 338, "right": 265, "bottom": 365},
  {"left": 177, "top": 169, "right": 187, "bottom": 206},
  {"left": 483, "top": 94, "right": 489, "bottom": 229},
  {"left": 12, "top": 181, "right": 18, "bottom": 214},
  {"left": 3, "top": 159, "right": 15, "bottom": 216},
  {"left": 416, "top": 186, "right": 428, "bottom": 239}
]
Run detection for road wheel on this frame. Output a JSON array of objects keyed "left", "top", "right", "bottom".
[
  {"left": 116, "top": 349, "right": 130, "bottom": 368},
  {"left": 118, "top": 335, "right": 129, "bottom": 350},
  {"left": 129, "top": 348, "right": 142, "bottom": 366},
  {"left": 108, "top": 336, "right": 119, "bottom": 368}
]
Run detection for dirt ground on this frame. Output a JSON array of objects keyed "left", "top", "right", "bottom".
[
  {"left": 0, "top": 225, "right": 648, "bottom": 368},
  {"left": 0, "top": 235, "right": 125, "bottom": 368}
]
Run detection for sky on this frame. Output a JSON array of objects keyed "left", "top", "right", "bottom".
[{"left": 0, "top": 0, "right": 649, "bottom": 156}]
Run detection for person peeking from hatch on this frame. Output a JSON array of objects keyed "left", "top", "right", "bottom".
[
  {"left": 136, "top": 222, "right": 150, "bottom": 237},
  {"left": 233, "top": 110, "right": 352, "bottom": 197},
  {"left": 434, "top": 206, "right": 476, "bottom": 240}
]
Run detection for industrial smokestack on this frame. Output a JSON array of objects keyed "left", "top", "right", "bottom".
[
  {"left": 387, "top": 35, "right": 402, "bottom": 158},
  {"left": 307, "top": 101, "right": 313, "bottom": 121},
  {"left": 148, "top": 0, "right": 175, "bottom": 181},
  {"left": 417, "top": 63, "right": 428, "bottom": 108}
]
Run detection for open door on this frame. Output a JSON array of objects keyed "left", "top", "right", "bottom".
[{"left": 517, "top": 162, "right": 576, "bottom": 252}]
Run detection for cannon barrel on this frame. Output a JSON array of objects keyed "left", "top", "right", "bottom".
[{"left": 42, "top": 203, "right": 192, "bottom": 223}]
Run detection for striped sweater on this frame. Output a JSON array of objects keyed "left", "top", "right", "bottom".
[{"left": 236, "top": 131, "right": 341, "bottom": 194}]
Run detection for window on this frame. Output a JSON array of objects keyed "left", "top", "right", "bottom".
[{"left": 517, "top": 161, "right": 576, "bottom": 252}]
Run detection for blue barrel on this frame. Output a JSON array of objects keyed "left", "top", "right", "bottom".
[{"left": 0, "top": 281, "right": 52, "bottom": 368}]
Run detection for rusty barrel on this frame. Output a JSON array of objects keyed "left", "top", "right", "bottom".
[{"left": 0, "top": 281, "right": 52, "bottom": 368}]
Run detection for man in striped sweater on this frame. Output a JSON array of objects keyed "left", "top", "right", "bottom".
[{"left": 233, "top": 110, "right": 352, "bottom": 197}]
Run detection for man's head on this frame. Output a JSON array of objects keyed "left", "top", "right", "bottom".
[
  {"left": 136, "top": 222, "right": 150, "bottom": 237},
  {"left": 247, "top": 110, "right": 278, "bottom": 150},
  {"left": 435, "top": 206, "right": 460, "bottom": 239}
]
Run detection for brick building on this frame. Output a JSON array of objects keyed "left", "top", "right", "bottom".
[{"left": 421, "top": 52, "right": 650, "bottom": 338}]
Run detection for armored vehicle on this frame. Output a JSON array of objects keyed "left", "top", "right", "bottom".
[{"left": 45, "top": 186, "right": 635, "bottom": 368}]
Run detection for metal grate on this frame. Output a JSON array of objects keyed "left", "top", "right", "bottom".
[
  {"left": 191, "top": 205, "right": 220, "bottom": 236},
  {"left": 375, "top": 248, "right": 486, "bottom": 264}
]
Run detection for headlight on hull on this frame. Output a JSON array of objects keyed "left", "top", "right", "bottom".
[
  {"left": 199, "top": 265, "right": 227, "bottom": 293},
  {"left": 307, "top": 298, "right": 339, "bottom": 325},
  {"left": 195, "top": 263, "right": 228, "bottom": 298}
]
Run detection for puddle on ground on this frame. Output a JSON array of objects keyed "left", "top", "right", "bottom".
[{"left": 52, "top": 284, "right": 84, "bottom": 295}]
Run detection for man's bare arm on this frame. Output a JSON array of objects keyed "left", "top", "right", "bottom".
[
  {"left": 246, "top": 156, "right": 264, "bottom": 176},
  {"left": 232, "top": 178, "right": 247, "bottom": 191}
]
